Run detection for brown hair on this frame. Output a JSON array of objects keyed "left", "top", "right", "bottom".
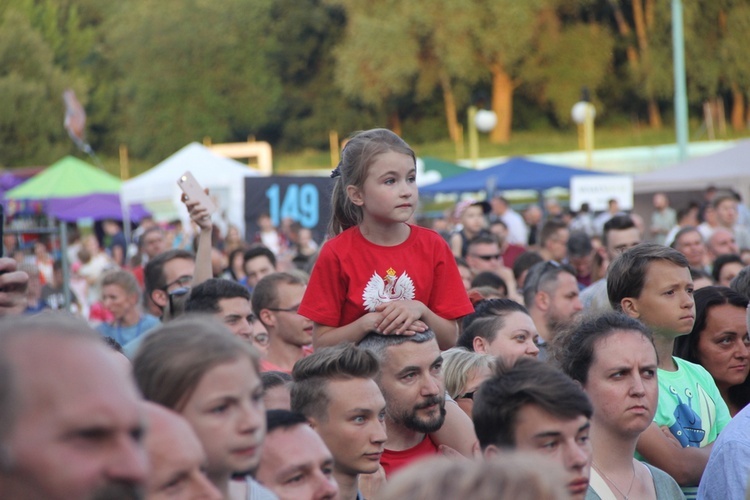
[
  {"left": 291, "top": 343, "right": 379, "bottom": 421},
  {"left": 606, "top": 243, "right": 689, "bottom": 311},
  {"left": 329, "top": 129, "right": 415, "bottom": 236},
  {"left": 132, "top": 314, "right": 260, "bottom": 411},
  {"left": 101, "top": 269, "right": 141, "bottom": 297}
]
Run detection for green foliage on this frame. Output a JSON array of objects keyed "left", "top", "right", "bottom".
[
  {"left": 524, "top": 22, "right": 615, "bottom": 125},
  {"left": 4, "top": 0, "right": 750, "bottom": 168},
  {"left": 106, "top": 0, "right": 282, "bottom": 162},
  {"left": 0, "top": 8, "right": 82, "bottom": 165}
]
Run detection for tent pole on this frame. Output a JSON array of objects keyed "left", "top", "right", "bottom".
[{"left": 59, "top": 221, "right": 71, "bottom": 311}]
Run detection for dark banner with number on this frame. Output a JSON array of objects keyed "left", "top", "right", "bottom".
[{"left": 244, "top": 176, "right": 332, "bottom": 244}]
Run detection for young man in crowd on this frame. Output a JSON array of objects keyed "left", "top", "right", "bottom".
[
  {"left": 255, "top": 410, "right": 339, "bottom": 500},
  {"left": 580, "top": 214, "right": 641, "bottom": 313},
  {"left": 522, "top": 260, "right": 582, "bottom": 359},
  {"left": 538, "top": 220, "right": 570, "bottom": 262},
  {"left": 252, "top": 272, "right": 313, "bottom": 373},
  {"left": 291, "top": 343, "right": 387, "bottom": 500},
  {"left": 185, "top": 277, "right": 269, "bottom": 355},
  {"left": 608, "top": 243, "right": 730, "bottom": 498},
  {"left": 243, "top": 246, "right": 277, "bottom": 292},
  {"left": 472, "top": 357, "right": 593, "bottom": 500}
]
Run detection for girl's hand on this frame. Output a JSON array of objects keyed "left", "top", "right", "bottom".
[
  {"left": 357, "top": 311, "right": 384, "bottom": 334},
  {"left": 401, "top": 320, "right": 428, "bottom": 335},
  {"left": 375, "top": 300, "right": 426, "bottom": 335}
]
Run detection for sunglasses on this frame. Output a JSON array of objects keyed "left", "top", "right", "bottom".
[{"left": 471, "top": 253, "right": 501, "bottom": 261}]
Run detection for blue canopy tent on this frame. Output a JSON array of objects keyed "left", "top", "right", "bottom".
[{"left": 419, "top": 157, "right": 613, "bottom": 194}]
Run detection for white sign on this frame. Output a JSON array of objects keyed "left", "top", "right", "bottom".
[{"left": 570, "top": 175, "right": 633, "bottom": 212}]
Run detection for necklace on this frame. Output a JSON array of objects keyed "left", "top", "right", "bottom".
[{"left": 592, "top": 461, "right": 636, "bottom": 500}]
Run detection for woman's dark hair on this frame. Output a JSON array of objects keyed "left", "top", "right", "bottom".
[
  {"left": 458, "top": 299, "right": 530, "bottom": 350},
  {"left": 673, "top": 286, "right": 750, "bottom": 410},
  {"left": 712, "top": 254, "right": 743, "bottom": 284},
  {"left": 673, "top": 286, "right": 748, "bottom": 363},
  {"left": 554, "top": 312, "right": 655, "bottom": 386}
]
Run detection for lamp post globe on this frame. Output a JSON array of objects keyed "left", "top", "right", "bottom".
[{"left": 475, "top": 109, "right": 498, "bottom": 133}]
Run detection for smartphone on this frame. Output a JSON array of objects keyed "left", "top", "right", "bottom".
[{"left": 177, "top": 171, "right": 217, "bottom": 215}]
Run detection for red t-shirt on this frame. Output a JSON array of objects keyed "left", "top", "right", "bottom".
[
  {"left": 380, "top": 435, "right": 439, "bottom": 478},
  {"left": 298, "top": 225, "right": 473, "bottom": 328}
]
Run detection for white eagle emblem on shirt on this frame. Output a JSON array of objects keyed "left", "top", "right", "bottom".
[{"left": 362, "top": 267, "right": 415, "bottom": 312}]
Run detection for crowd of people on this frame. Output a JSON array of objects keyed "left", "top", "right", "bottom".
[{"left": 2, "top": 127, "right": 750, "bottom": 499}]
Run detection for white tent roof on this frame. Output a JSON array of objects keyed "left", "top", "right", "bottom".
[
  {"left": 122, "top": 142, "right": 261, "bottom": 234},
  {"left": 633, "top": 140, "right": 750, "bottom": 202}
]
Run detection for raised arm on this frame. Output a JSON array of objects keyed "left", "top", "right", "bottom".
[{"left": 182, "top": 192, "right": 213, "bottom": 287}]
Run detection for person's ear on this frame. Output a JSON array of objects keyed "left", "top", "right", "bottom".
[
  {"left": 473, "top": 336, "right": 488, "bottom": 354},
  {"left": 346, "top": 185, "right": 364, "bottom": 207},
  {"left": 307, "top": 416, "right": 319, "bottom": 431},
  {"left": 620, "top": 297, "right": 639, "bottom": 318},
  {"left": 535, "top": 290, "right": 550, "bottom": 311},
  {"left": 259, "top": 308, "right": 276, "bottom": 328},
  {"left": 483, "top": 444, "right": 500, "bottom": 459},
  {"left": 151, "top": 289, "right": 168, "bottom": 309}
]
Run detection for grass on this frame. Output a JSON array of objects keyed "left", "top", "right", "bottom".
[{"left": 274, "top": 123, "right": 750, "bottom": 173}]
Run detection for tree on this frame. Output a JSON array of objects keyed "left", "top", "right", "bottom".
[
  {"left": 720, "top": 3, "right": 750, "bottom": 130},
  {"left": 106, "top": 0, "right": 282, "bottom": 161},
  {"left": 0, "top": 9, "right": 81, "bottom": 165}
]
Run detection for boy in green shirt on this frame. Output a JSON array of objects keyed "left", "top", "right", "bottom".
[{"left": 607, "top": 243, "right": 730, "bottom": 499}]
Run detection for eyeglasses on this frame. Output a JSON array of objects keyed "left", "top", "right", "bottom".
[
  {"left": 252, "top": 332, "right": 270, "bottom": 346},
  {"left": 266, "top": 304, "right": 301, "bottom": 314},
  {"left": 470, "top": 253, "right": 501, "bottom": 261},
  {"left": 163, "top": 275, "right": 193, "bottom": 291},
  {"left": 458, "top": 390, "right": 476, "bottom": 400}
]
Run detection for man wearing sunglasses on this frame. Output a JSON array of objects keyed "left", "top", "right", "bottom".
[
  {"left": 252, "top": 272, "right": 314, "bottom": 373},
  {"left": 124, "top": 249, "right": 196, "bottom": 357}
]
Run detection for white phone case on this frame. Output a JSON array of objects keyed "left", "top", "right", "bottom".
[{"left": 177, "top": 171, "right": 218, "bottom": 214}]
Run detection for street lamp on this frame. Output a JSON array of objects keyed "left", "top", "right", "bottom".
[
  {"left": 571, "top": 92, "right": 596, "bottom": 169},
  {"left": 468, "top": 106, "right": 497, "bottom": 168}
]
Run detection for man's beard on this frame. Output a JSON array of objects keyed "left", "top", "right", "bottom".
[
  {"left": 547, "top": 310, "right": 578, "bottom": 341},
  {"left": 90, "top": 482, "right": 143, "bottom": 500},
  {"left": 392, "top": 395, "right": 446, "bottom": 434}
]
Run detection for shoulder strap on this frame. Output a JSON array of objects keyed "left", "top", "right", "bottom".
[{"left": 589, "top": 468, "right": 619, "bottom": 500}]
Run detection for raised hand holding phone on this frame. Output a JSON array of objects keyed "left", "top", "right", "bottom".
[{"left": 177, "top": 171, "right": 217, "bottom": 215}]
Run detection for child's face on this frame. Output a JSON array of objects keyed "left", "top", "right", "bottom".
[
  {"left": 348, "top": 151, "right": 417, "bottom": 225},
  {"left": 626, "top": 260, "right": 695, "bottom": 336},
  {"left": 461, "top": 206, "right": 486, "bottom": 233}
]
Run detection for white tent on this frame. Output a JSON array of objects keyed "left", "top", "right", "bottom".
[
  {"left": 122, "top": 142, "right": 261, "bottom": 235},
  {"left": 633, "top": 140, "right": 750, "bottom": 202}
]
